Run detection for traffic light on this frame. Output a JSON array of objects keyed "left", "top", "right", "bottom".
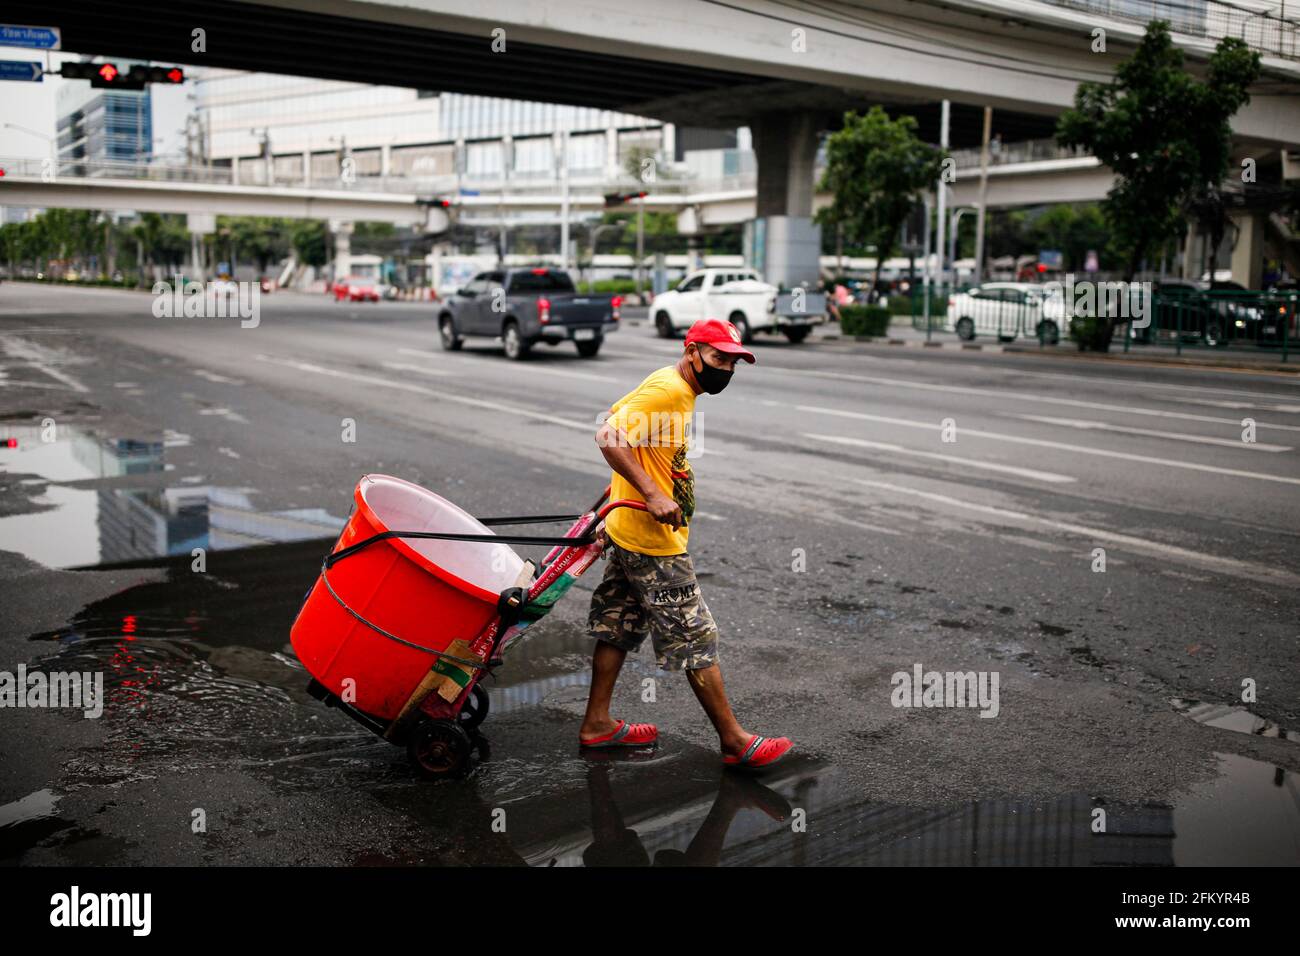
[
  {"left": 59, "top": 62, "right": 184, "bottom": 89},
  {"left": 603, "top": 190, "right": 649, "bottom": 208}
]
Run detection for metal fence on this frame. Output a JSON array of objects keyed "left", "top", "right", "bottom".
[
  {"left": 1038, "top": 0, "right": 1300, "bottom": 60},
  {"left": 909, "top": 282, "right": 1296, "bottom": 359}
]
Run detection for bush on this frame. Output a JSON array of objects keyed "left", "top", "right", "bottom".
[
  {"left": 885, "top": 295, "right": 916, "bottom": 316},
  {"left": 576, "top": 279, "right": 639, "bottom": 294},
  {"left": 838, "top": 305, "right": 892, "bottom": 337},
  {"left": 1067, "top": 315, "right": 1115, "bottom": 351}
]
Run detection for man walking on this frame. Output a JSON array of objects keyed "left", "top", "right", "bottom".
[{"left": 580, "top": 319, "right": 794, "bottom": 769}]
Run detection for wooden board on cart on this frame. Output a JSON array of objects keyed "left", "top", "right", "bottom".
[{"left": 383, "top": 561, "right": 534, "bottom": 739}]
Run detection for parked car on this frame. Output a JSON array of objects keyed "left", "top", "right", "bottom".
[
  {"left": 333, "top": 276, "right": 381, "bottom": 302},
  {"left": 651, "top": 268, "right": 826, "bottom": 344},
  {"left": 1134, "top": 280, "right": 1260, "bottom": 347},
  {"left": 438, "top": 267, "right": 619, "bottom": 360},
  {"left": 947, "top": 282, "right": 1057, "bottom": 343}
]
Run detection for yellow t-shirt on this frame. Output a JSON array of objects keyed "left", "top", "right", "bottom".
[{"left": 603, "top": 366, "right": 697, "bottom": 556}]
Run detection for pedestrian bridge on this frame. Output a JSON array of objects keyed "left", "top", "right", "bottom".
[{"left": 0, "top": 144, "right": 1112, "bottom": 229}]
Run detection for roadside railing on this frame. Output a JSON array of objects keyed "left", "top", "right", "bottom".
[
  {"left": 948, "top": 138, "right": 1092, "bottom": 171},
  {"left": 907, "top": 282, "right": 1295, "bottom": 360},
  {"left": 1120, "top": 287, "right": 1296, "bottom": 359}
]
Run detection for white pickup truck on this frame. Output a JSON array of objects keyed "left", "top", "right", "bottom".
[{"left": 651, "top": 268, "right": 827, "bottom": 344}]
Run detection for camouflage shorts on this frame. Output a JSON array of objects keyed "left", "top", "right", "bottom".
[{"left": 587, "top": 542, "right": 719, "bottom": 671}]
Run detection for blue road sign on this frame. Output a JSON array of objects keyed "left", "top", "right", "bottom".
[
  {"left": 0, "top": 60, "right": 43, "bottom": 82},
  {"left": 0, "top": 25, "right": 61, "bottom": 49}
]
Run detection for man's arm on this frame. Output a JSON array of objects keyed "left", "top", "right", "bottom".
[{"left": 595, "top": 418, "right": 683, "bottom": 530}]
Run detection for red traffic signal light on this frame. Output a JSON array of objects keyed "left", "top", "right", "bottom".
[
  {"left": 603, "top": 190, "right": 650, "bottom": 208},
  {"left": 60, "top": 61, "right": 184, "bottom": 89}
]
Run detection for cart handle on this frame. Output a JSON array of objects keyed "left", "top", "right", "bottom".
[{"left": 325, "top": 499, "right": 649, "bottom": 569}]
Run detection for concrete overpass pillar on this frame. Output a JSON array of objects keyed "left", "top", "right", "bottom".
[
  {"left": 1229, "top": 210, "right": 1265, "bottom": 288},
  {"left": 605, "top": 128, "right": 619, "bottom": 179},
  {"left": 331, "top": 219, "right": 353, "bottom": 282},
  {"left": 751, "top": 112, "right": 822, "bottom": 287}
]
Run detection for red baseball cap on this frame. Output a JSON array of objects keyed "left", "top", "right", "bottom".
[{"left": 685, "top": 319, "right": 756, "bottom": 363}]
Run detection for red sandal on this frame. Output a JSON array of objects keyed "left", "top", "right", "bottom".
[
  {"left": 579, "top": 719, "right": 658, "bottom": 749},
  {"left": 724, "top": 734, "right": 793, "bottom": 769}
]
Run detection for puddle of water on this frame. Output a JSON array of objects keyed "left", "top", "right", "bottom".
[
  {"left": 8, "top": 542, "right": 1297, "bottom": 866},
  {"left": 1, "top": 421, "right": 346, "bottom": 569},
  {"left": 0, "top": 788, "right": 60, "bottom": 828},
  {"left": 509, "top": 750, "right": 1300, "bottom": 867},
  {"left": 1170, "top": 697, "right": 1293, "bottom": 740},
  {"left": 1173, "top": 753, "right": 1300, "bottom": 865},
  {"left": 0, "top": 789, "right": 72, "bottom": 861},
  {"left": 0, "top": 482, "right": 345, "bottom": 570},
  {"left": 0, "top": 424, "right": 167, "bottom": 481}
]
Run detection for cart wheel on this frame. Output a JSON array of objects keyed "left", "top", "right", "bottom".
[
  {"left": 407, "top": 719, "right": 472, "bottom": 780},
  {"left": 458, "top": 684, "right": 490, "bottom": 730}
]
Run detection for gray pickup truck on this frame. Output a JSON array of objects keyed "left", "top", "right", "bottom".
[{"left": 437, "top": 268, "right": 620, "bottom": 360}]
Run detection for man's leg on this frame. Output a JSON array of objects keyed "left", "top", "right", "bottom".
[
  {"left": 581, "top": 545, "right": 650, "bottom": 743},
  {"left": 629, "top": 550, "right": 753, "bottom": 757},
  {"left": 684, "top": 664, "right": 752, "bottom": 759},
  {"left": 580, "top": 640, "right": 629, "bottom": 741}
]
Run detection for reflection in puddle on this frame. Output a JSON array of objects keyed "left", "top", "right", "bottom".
[
  {"left": 1171, "top": 697, "right": 1293, "bottom": 741},
  {"left": 0, "top": 423, "right": 344, "bottom": 568},
  {"left": 0, "top": 425, "right": 167, "bottom": 481},
  {"left": 513, "top": 753, "right": 1299, "bottom": 867},
  {"left": 8, "top": 541, "right": 1299, "bottom": 866}
]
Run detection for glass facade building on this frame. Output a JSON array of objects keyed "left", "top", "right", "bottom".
[{"left": 56, "top": 62, "right": 153, "bottom": 168}]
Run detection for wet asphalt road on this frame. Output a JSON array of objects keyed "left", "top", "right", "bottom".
[{"left": 0, "top": 283, "right": 1297, "bottom": 866}]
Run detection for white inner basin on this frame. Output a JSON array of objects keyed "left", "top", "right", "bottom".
[{"left": 360, "top": 475, "right": 526, "bottom": 594}]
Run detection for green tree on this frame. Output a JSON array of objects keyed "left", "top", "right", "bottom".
[
  {"left": 219, "top": 216, "right": 291, "bottom": 275},
  {"left": 1057, "top": 20, "right": 1261, "bottom": 348},
  {"left": 1027, "top": 204, "right": 1111, "bottom": 271},
  {"left": 817, "top": 106, "right": 946, "bottom": 291},
  {"left": 290, "top": 220, "right": 328, "bottom": 268}
]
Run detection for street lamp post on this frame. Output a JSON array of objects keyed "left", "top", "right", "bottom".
[
  {"left": 587, "top": 222, "right": 621, "bottom": 287},
  {"left": 949, "top": 206, "right": 977, "bottom": 285},
  {"left": 635, "top": 194, "right": 645, "bottom": 299},
  {"left": 3, "top": 123, "right": 57, "bottom": 172}
]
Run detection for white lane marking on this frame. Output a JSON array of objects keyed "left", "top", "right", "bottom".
[
  {"left": 599, "top": 340, "right": 685, "bottom": 358},
  {"left": 804, "top": 433, "right": 1077, "bottom": 483},
  {"left": 801, "top": 345, "right": 1300, "bottom": 396},
  {"left": 1178, "top": 398, "right": 1300, "bottom": 414},
  {"left": 197, "top": 407, "right": 250, "bottom": 424},
  {"left": 381, "top": 361, "right": 455, "bottom": 377},
  {"left": 793, "top": 403, "right": 1300, "bottom": 487},
  {"left": 395, "top": 347, "right": 621, "bottom": 383},
  {"left": 1013, "top": 415, "right": 1291, "bottom": 452},
  {"left": 853, "top": 479, "right": 1300, "bottom": 585},
  {"left": 759, "top": 365, "right": 1300, "bottom": 433},
  {"left": 255, "top": 354, "right": 594, "bottom": 431},
  {"left": 193, "top": 368, "right": 245, "bottom": 385},
  {"left": 815, "top": 511, "right": 903, "bottom": 536},
  {"left": 976, "top": 363, "right": 1300, "bottom": 398},
  {"left": 0, "top": 378, "right": 70, "bottom": 391},
  {"left": 0, "top": 335, "right": 88, "bottom": 393}
]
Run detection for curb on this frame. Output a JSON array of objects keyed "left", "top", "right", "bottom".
[
  {"left": 1001, "top": 344, "right": 1297, "bottom": 375},
  {"left": 836, "top": 335, "right": 1004, "bottom": 352}
]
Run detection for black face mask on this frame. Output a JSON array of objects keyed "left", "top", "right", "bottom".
[{"left": 692, "top": 350, "right": 733, "bottom": 394}]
